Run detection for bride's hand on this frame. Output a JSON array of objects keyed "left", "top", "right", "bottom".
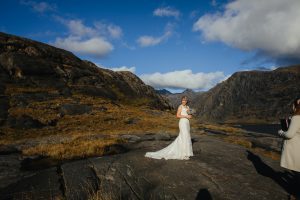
[{"left": 186, "top": 115, "right": 192, "bottom": 119}]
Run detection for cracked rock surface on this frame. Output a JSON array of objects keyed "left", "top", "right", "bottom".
[{"left": 0, "top": 134, "right": 292, "bottom": 200}]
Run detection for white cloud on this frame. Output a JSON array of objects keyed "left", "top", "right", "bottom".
[
  {"left": 238, "top": 65, "right": 279, "bottom": 72},
  {"left": 66, "top": 20, "right": 97, "bottom": 37},
  {"left": 137, "top": 32, "right": 171, "bottom": 47},
  {"left": 110, "top": 66, "right": 136, "bottom": 73},
  {"left": 255, "top": 65, "right": 279, "bottom": 71},
  {"left": 153, "top": 6, "right": 181, "bottom": 19},
  {"left": 54, "top": 36, "right": 113, "bottom": 57},
  {"left": 20, "top": 0, "right": 56, "bottom": 13},
  {"left": 121, "top": 41, "right": 136, "bottom": 50},
  {"left": 270, "top": 66, "right": 278, "bottom": 70},
  {"left": 107, "top": 24, "right": 123, "bottom": 39},
  {"left": 193, "top": 0, "right": 300, "bottom": 60},
  {"left": 139, "top": 69, "right": 226, "bottom": 90},
  {"left": 55, "top": 19, "right": 123, "bottom": 39},
  {"left": 95, "top": 63, "right": 136, "bottom": 73},
  {"left": 137, "top": 23, "right": 173, "bottom": 47},
  {"left": 52, "top": 18, "right": 120, "bottom": 57},
  {"left": 94, "top": 21, "right": 123, "bottom": 39}
]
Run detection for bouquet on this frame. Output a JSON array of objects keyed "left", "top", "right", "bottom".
[{"left": 187, "top": 108, "right": 196, "bottom": 115}]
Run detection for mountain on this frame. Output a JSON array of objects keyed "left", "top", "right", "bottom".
[
  {"left": 155, "top": 89, "right": 172, "bottom": 95},
  {"left": 0, "top": 32, "right": 172, "bottom": 128},
  {"left": 194, "top": 65, "right": 300, "bottom": 123},
  {"left": 160, "top": 88, "right": 204, "bottom": 109}
]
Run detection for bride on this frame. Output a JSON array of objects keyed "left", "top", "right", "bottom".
[{"left": 145, "top": 96, "right": 194, "bottom": 160}]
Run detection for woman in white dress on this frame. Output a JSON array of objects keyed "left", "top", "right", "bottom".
[
  {"left": 278, "top": 98, "right": 300, "bottom": 199},
  {"left": 145, "top": 96, "right": 194, "bottom": 160}
]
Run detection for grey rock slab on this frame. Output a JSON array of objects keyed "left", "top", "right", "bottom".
[
  {"left": 88, "top": 136, "right": 289, "bottom": 200},
  {"left": 60, "top": 158, "right": 99, "bottom": 200},
  {"left": 0, "top": 153, "right": 26, "bottom": 189},
  {"left": 154, "top": 132, "right": 171, "bottom": 141},
  {"left": 0, "top": 135, "right": 293, "bottom": 200},
  {"left": 0, "top": 166, "right": 62, "bottom": 200}
]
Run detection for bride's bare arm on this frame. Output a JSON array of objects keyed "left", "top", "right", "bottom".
[{"left": 176, "top": 105, "right": 183, "bottom": 118}]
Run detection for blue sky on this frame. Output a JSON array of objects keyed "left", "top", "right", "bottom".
[{"left": 1, "top": 0, "right": 299, "bottom": 93}]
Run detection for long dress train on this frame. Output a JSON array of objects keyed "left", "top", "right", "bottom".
[{"left": 144, "top": 105, "right": 194, "bottom": 160}]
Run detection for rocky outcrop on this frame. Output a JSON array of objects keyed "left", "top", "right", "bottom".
[
  {"left": 194, "top": 65, "right": 300, "bottom": 123},
  {"left": 0, "top": 32, "right": 172, "bottom": 128}
]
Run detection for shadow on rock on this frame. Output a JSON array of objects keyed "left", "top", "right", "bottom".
[
  {"left": 247, "top": 150, "right": 300, "bottom": 197},
  {"left": 196, "top": 189, "right": 212, "bottom": 200}
]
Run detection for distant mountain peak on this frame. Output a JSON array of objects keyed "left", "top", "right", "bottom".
[
  {"left": 156, "top": 89, "right": 172, "bottom": 95},
  {"left": 183, "top": 88, "right": 195, "bottom": 94}
]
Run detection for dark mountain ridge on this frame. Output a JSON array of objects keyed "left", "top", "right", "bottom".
[{"left": 194, "top": 65, "right": 300, "bottom": 123}]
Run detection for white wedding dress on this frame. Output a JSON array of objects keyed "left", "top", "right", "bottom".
[{"left": 145, "top": 105, "right": 194, "bottom": 160}]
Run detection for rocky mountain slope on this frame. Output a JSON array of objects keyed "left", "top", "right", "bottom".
[
  {"left": 0, "top": 32, "right": 172, "bottom": 132},
  {"left": 155, "top": 89, "right": 172, "bottom": 95},
  {"left": 194, "top": 65, "right": 300, "bottom": 123}
]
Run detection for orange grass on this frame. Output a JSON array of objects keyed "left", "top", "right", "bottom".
[
  {"left": 22, "top": 135, "right": 125, "bottom": 160},
  {"left": 252, "top": 147, "right": 280, "bottom": 160},
  {"left": 223, "top": 136, "right": 252, "bottom": 148},
  {"left": 5, "top": 84, "right": 58, "bottom": 94},
  {"left": 222, "top": 136, "right": 280, "bottom": 160},
  {"left": 2, "top": 86, "right": 276, "bottom": 161},
  {"left": 198, "top": 123, "right": 244, "bottom": 134},
  {"left": 1, "top": 92, "right": 185, "bottom": 143}
]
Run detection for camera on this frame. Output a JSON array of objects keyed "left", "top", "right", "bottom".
[{"left": 280, "top": 118, "right": 291, "bottom": 131}]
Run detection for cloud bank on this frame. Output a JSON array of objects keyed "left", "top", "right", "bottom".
[
  {"left": 140, "top": 69, "right": 226, "bottom": 90},
  {"left": 95, "top": 64, "right": 227, "bottom": 91},
  {"left": 193, "top": 0, "right": 300, "bottom": 63}
]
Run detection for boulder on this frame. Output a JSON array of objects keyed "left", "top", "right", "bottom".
[
  {"left": 124, "top": 117, "right": 140, "bottom": 125},
  {"left": 6, "top": 114, "right": 46, "bottom": 129}
]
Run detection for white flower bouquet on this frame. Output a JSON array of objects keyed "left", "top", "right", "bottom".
[{"left": 187, "top": 108, "right": 196, "bottom": 115}]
